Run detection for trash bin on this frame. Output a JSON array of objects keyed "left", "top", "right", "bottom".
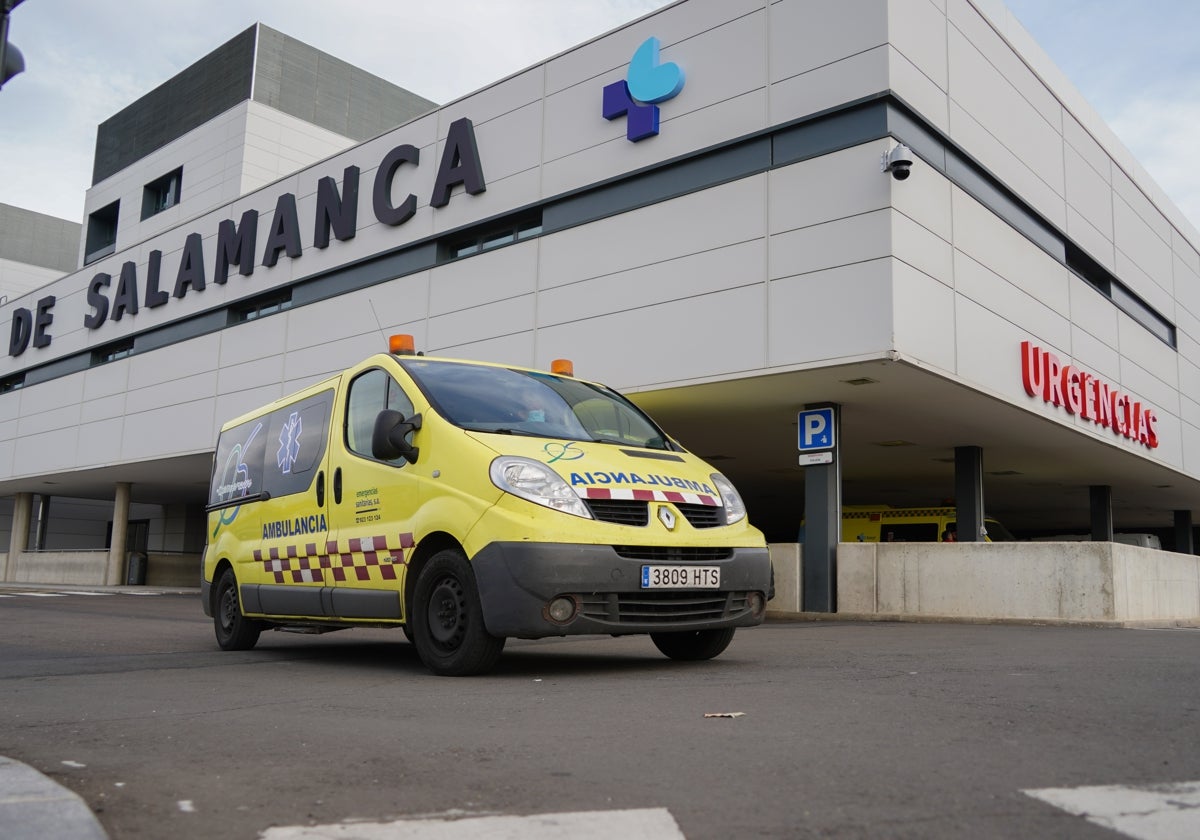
[{"left": 125, "top": 551, "right": 147, "bottom": 585}]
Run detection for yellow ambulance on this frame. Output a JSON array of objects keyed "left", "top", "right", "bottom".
[
  {"left": 202, "top": 337, "right": 771, "bottom": 675},
  {"left": 840, "top": 506, "right": 1015, "bottom": 543}
]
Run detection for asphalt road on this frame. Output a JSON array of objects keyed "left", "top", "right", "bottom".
[{"left": 1, "top": 588, "right": 1199, "bottom": 839}]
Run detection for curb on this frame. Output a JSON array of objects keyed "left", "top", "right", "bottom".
[{"left": 0, "top": 756, "right": 108, "bottom": 840}]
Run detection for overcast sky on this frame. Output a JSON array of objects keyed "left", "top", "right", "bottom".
[{"left": 2, "top": 0, "right": 1199, "bottom": 231}]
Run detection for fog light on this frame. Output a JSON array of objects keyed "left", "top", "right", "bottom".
[
  {"left": 748, "top": 592, "right": 765, "bottom": 617},
  {"left": 546, "top": 596, "right": 577, "bottom": 624}
]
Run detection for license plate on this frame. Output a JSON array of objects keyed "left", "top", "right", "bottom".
[{"left": 640, "top": 565, "right": 720, "bottom": 589}]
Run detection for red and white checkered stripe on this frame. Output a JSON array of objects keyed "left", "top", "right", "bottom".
[
  {"left": 578, "top": 487, "right": 719, "bottom": 506},
  {"left": 254, "top": 532, "right": 414, "bottom": 584}
]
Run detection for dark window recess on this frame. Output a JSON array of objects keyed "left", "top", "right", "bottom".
[
  {"left": 84, "top": 201, "right": 120, "bottom": 265},
  {"left": 0, "top": 374, "right": 25, "bottom": 394},
  {"left": 141, "top": 167, "right": 183, "bottom": 220},
  {"left": 229, "top": 290, "right": 293, "bottom": 324},
  {"left": 91, "top": 337, "right": 135, "bottom": 366},
  {"left": 440, "top": 213, "right": 542, "bottom": 261},
  {"left": 1065, "top": 242, "right": 1176, "bottom": 347}
]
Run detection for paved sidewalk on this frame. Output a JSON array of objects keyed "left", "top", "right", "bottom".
[{"left": 0, "top": 756, "right": 108, "bottom": 840}]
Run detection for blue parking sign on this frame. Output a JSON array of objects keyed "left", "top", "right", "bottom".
[{"left": 797, "top": 408, "right": 835, "bottom": 451}]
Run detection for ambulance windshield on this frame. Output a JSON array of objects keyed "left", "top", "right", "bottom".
[{"left": 403, "top": 359, "right": 673, "bottom": 450}]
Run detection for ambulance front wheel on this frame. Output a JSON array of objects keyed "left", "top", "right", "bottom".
[
  {"left": 214, "top": 567, "right": 262, "bottom": 651},
  {"left": 411, "top": 548, "right": 505, "bottom": 676},
  {"left": 651, "top": 627, "right": 736, "bottom": 661}
]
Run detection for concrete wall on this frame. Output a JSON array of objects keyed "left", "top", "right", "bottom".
[
  {"left": 7, "top": 551, "right": 108, "bottom": 585},
  {"left": 836, "top": 541, "right": 1200, "bottom": 623},
  {"left": 2, "top": 550, "right": 199, "bottom": 586}
]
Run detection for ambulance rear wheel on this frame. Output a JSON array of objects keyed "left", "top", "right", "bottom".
[
  {"left": 412, "top": 549, "right": 504, "bottom": 676},
  {"left": 214, "top": 568, "right": 262, "bottom": 651},
  {"left": 651, "top": 627, "right": 735, "bottom": 661}
]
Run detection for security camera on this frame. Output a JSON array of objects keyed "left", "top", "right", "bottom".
[{"left": 882, "top": 143, "right": 915, "bottom": 180}]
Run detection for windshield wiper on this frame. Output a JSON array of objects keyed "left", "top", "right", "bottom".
[{"left": 470, "top": 426, "right": 541, "bottom": 437}]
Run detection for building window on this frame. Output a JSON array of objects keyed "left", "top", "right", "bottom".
[
  {"left": 0, "top": 374, "right": 24, "bottom": 393},
  {"left": 229, "top": 289, "right": 293, "bottom": 324},
  {"left": 91, "top": 337, "right": 134, "bottom": 366},
  {"left": 84, "top": 201, "right": 120, "bottom": 264},
  {"left": 441, "top": 213, "right": 543, "bottom": 261},
  {"left": 141, "top": 167, "right": 183, "bottom": 220}
]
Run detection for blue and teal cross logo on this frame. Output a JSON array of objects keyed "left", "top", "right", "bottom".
[{"left": 603, "top": 36, "right": 685, "bottom": 142}]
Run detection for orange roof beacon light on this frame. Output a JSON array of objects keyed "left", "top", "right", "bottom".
[
  {"left": 389, "top": 334, "right": 416, "bottom": 356},
  {"left": 551, "top": 358, "right": 574, "bottom": 377}
]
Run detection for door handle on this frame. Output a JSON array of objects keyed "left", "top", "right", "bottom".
[
  {"left": 316, "top": 470, "right": 325, "bottom": 507},
  {"left": 334, "top": 467, "right": 343, "bottom": 505}
]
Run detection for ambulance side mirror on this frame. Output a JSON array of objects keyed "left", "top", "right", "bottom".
[{"left": 372, "top": 410, "right": 422, "bottom": 463}]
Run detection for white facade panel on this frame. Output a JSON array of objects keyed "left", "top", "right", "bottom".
[
  {"left": 771, "top": 209, "right": 891, "bottom": 281},
  {"left": 768, "top": 259, "right": 892, "bottom": 366},
  {"left": 125, "top": 371, "right": 217, "bottom": 417},
  {"left": 1064, "top": 144, "right": 1114, "bottom": 242},
  {"left": 892, "top": 209, "right": 954, "bottom": 289},
  {"left": 952, "top": 250, "right": 1069, "bottom": 352},
  {"left": 769, "top": 0, "right": 886, "bottom": 83},
  {"left": 539, "top": 176, "right": 766, "bottom": 290},
  {"left": 768, "top": 145, "right": 891, "bottom": 236},
  {"left": 541, "top": 285, "right": 765, "bottom": 390},
  {"left": 120, "top": 398, "right": 216, "bottom": 460},
  {"left": 428, "top": 294, "right": 536, "bottom": 353},
  {"left": 1113, "top": 194, "right": 1174, "bottom": 298},
  {"left": 888, "top": 48, "right": 951, "bottom": 136},
  {"left": 430, "top": 241, "right": 538, "bottom": 318},
  {"left": 893, "top": 260, "right": 956, "bottom": 372},
  {"left": 951, "top": 187, "right": 1070, "bottom": 312},
  {"left": 768, "top": 47, "right": 890, "bottom": 128},
  {"left": 537, "top": 239, "right": 764, "bottom": 331}
]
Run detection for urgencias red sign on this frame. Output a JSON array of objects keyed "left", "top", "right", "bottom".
[{"left": 1020, "top": 341, "right": 1158, "bottom": 449}]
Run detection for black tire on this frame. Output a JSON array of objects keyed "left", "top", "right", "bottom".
[
  {"left": 214, "top": 567, "right": 262, "bottom": 651},
  {"left": 411, "top": 549, "right": 505, "bottom": 676},
  {"left": 651, "top": 627, "right": 736, "bottom": 661}
]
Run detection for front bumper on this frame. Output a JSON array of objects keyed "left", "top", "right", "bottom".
[{"left": 470, "top": 542, "right": 772, "bottom": 639}]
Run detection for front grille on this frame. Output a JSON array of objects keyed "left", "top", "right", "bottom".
[
  {"left": 612, "top": 546, "right": 734, "bottom": 562},
  {"left": 585, "top": 499, "right": 649, "bottom": 525},
  {"left": 579, "top": 591, "right": 752, "bottom": 625},
  {"left": 676, "top": 503, "right": 723, "bottom": 528}
]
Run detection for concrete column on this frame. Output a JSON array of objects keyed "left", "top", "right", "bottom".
[
  {"left": 802, "top": 403, "right": 841, "bottom": 612},
  {"left": 5, "top": 492, "right": 32, "bottom": 581},
  {"left": 1174, "top": 510, "right": 1194, "bottom": 555},
  {"left": 1089, "top": 485, "right": 1113, "bottom": 542},
  {"left": 955, "top": 446, "right": 985, "bottom": 542},
  {"left": 106, "top": 482, "right": 132, "bottom": 586}
]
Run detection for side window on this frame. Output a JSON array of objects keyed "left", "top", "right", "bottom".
[{"left": 345, "top": 369, "right": 415, "bottom": 462}]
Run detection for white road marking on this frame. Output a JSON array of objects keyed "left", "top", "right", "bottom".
[
  {"left": 1024, "top": 780, "right": 1200, "bottom": 839},
  {"left": 260, "top": 807, "right": 687, "bottom": 839}
]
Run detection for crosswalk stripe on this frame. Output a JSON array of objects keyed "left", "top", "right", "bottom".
[
  {"left": 261, "top": 808, "right": 687, "bottom": 840},
  {"left": 1025, "top": 781, "right": 1200, "bottom": 839}
]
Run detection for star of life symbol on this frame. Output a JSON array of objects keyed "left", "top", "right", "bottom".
[{"left": 277, "top": 412, "right": 302, "bottom": 474}]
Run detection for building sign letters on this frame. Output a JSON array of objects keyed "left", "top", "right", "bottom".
[
  {"left": 7, "top": 117, "right": 487, "bottom": 357},
  {"left": 1020, "top": 340, "right": 1158, "bottom": 449}
]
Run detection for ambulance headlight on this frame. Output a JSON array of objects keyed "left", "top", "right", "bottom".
[
  {"left": 490, "top": 456, "right": 592, "bottom": 519},
  {"left": 711, "top": 473, "right": 748, "bottom": 524}
]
